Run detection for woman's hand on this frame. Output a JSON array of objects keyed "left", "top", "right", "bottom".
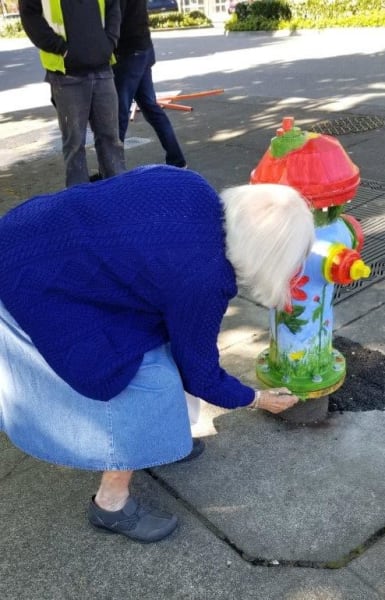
[{"left": 249, "top": 388, "right": 299, "bottom": 414}]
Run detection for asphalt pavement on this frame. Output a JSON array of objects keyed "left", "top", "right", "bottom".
[{"left": 1, "top": 25, "right": 385, "bottom": 600}]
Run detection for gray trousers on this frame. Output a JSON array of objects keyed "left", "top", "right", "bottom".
[{"left": 47, "top": 69, "right": 126, "bottom": 187}]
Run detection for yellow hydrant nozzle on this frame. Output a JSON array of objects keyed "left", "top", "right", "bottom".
[{"left": 350, "top": 259, "right": 371, "bottom": 281}]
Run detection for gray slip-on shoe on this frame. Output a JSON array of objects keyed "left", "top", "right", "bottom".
[
  {"left": 88, "top": 496, "right": 178, "bottom": 543},
  {"left": 176, "top": 438, "right": 205, "bottom": 463}
]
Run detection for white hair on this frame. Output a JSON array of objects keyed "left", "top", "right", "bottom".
[{"left": 220, "top": 183, "right": 315, "bottom": 310}]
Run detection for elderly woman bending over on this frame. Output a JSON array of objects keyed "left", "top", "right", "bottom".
[{"left": 0, "top": 165, "right": 314, "bottom": 543}]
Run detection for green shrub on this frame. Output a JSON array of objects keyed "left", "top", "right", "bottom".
[
  {"left": 149, "top": 10, "right": 211, "bottom": 29},
  {"left": 234, "top": 1, "right": 253, "bottom": 20},
  {"left": 291, "top": 0, "right": 385, "bottom": 21},
  {"left": 188, "top": 10, "right": 208, "bottom": 19},
  {"left": 234, "top": 0, "right": 291, "bottom": 21},
  {"left": 226, "top": 0, "right": 385, "bottom": 31},
  {"left": 0, "top": 17, "right": 25, "bottom": 38},
  {"left": 250, "top": 0, "right": 291, "bottom": 20},
  {"left": 0, "top": 11, "right": 211, "bottom": 37},
  {"left": 228, "top": 0, "right": 292, "bottom": 31}
]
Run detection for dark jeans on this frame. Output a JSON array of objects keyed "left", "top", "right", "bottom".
[
  {"left": 113, "top": 46, "right": 186, "bottom": 168},
  {"left": 47, "top": 69, "right": 126, "bottom": 187}
]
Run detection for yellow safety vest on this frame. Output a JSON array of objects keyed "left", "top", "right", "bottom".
[{"left": 40, "top": 0, "right": 114, "bottom": 74}]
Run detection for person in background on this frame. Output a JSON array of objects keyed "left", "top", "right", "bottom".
[
  {"left": 113, "top": 0, "right": 186, "bottom": 167},
  {"left": 0, "top": 166, "right": 314, "bottom": 544},
  {"left": 19, "top": 0, "right": 126, "bottom": 187}
]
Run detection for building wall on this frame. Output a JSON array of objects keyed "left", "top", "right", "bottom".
[{"left": 179, "top": 0, "right": 228, "bottom": 17}]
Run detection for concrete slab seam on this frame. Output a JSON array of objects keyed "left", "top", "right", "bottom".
[
  {"left": 334, "top": 301, "right": 385, "bottom": 333},
  {"left": 147, "top": 467, "right": 385, "bottom": 571},
  {"left": 0, "top": 453, "right": 30, "bottom": 482}
]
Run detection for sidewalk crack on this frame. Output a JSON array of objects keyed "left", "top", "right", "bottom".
[{"left": 147, "top": 468, "right": 385, "bottom": 571}]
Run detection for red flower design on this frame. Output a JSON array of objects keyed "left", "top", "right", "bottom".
[
  {"left": 291, "top": 274, "right": 309, "bottom": 300},
  {"left": 284, "top": 272, "right": 309, "bottom": 313}
]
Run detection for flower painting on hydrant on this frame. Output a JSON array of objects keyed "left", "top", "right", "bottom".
[{"left": 252, "top": 117, "right": 371, "bottom": 400}]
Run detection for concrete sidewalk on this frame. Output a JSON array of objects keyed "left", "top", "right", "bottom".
[{"left": 2, "top": 31, "right": 385, "bottom": 599}]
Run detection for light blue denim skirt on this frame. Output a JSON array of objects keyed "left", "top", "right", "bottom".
[{"left": 0, "top": 301, "right": 192, "bottom": 470}]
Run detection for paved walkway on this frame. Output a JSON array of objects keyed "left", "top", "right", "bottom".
[{"left": 1, "top": 29, "right": 385, "bottom": 599}]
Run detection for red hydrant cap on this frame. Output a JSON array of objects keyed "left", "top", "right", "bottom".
[{"left": 250, "top": 118, "right": 360, "bottom": 208}]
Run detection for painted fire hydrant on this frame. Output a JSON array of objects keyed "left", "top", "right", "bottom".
[{"left": 251, "top": 117, "right": 371, "bottom": 406}]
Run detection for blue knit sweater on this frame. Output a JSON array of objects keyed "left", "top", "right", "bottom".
[{"left": 0, "top": 166, "right": 254, "bottom": 408}]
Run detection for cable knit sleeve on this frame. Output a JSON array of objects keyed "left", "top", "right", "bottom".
[{"left": 164, "top": 263, "right": 255, "bottom": 410}]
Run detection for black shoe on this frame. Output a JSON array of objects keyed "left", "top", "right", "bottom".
[
  {"left": 177, "top": 438, "right": 205, "bottom": 463},
  {"left": 89, "top": 172, "right": 103, "bottom": 182},
  {"left": 88, "top": 496, "right": 178, "bottom": 543}
]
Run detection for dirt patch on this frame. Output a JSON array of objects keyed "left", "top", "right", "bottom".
[
  {"left": 0, "top": 154, "right": 66, "bottom": 215},
  {"left": 330, "top": 336, "right": 385, "bottom": 412}
]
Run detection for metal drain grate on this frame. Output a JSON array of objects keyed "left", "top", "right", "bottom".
[
  {"left": 309, "top": 115, "right": 385, "bottom": 135},
  {"left": 360, "top": 178, "right": 385, "bottom": 191},
  {"left": 334, "top": 182, "right": 385, "bottom": 304}
]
